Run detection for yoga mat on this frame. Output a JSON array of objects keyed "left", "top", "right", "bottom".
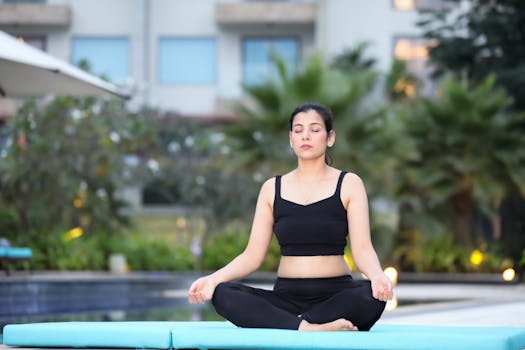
[{"left": 3, "top": 321, "right": 525, "bottom": 350}]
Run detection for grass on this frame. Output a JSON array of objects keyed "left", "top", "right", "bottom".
[{"left": 122, "top": 214, "right": 206, "bottom": 243}]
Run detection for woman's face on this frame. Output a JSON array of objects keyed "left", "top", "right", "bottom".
[{"left": 289, "top": 109, "right": 335, "bottom": 160}]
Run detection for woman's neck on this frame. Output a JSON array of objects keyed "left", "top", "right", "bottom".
[{"left": 295, "top": 160, "right": 330, "bottom": 181}]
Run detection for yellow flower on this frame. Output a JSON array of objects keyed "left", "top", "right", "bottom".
[
  {"left": 73, "top": 198, "right": 83, "bottom": 208},
  {"left": 64, "top": 227, "right": 84, "bottom": 242},
  {"left": 344, "top": 252, "right": 355, "bottom": 271},
  {"left": 470, "top": 249, "right": 484, "bottom": 266}
]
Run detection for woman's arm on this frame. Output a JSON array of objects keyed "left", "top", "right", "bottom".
[
  {"left": 188, "top": 178, "right": 275, "bottom": 303},
  {"left": 344, "top": 173, "right": 393, "bottom": 302}
]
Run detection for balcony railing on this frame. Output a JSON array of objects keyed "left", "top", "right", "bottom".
[
  {"left": 0, "top": 2, "right": 71, "bottom": 28},
  {"left": 216, "top": 1, "right": 316, "bottom": 26}
]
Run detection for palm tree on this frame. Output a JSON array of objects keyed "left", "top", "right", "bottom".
[
  {"left": 397, "top": 75, "right": 525, "bottom": 247},
  {"left": 224, "top": 52, "right": 378, "bottom": 179}
]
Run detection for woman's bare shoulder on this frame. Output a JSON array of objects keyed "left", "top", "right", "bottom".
[
  {"left": 342, "top": 171, "right": 364, "bottom": 187},
  {"left": 259, "top": 177, "right": 277, "bottom": 203},
  {"left": 340, "top": 171, "right": 367, "bottom": 206}
]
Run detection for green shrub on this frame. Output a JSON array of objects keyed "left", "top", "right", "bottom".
[
  {"left": 111, "top": 234, "right": 195, "bottom": 271},
  {"left": 260, "top": 237, "right": 281, "bottom": 271},
  {"left": 31, "top": 231, "right": 107, "bottom": 270},
  {"left": 26, "top": 230, "right": 194, "bottom": 271},
  {"left": 0, "top": 208, "right": 19, "bottom": 241},
  {"left": 201, "top": 230, "right": 248, "bottom": 271},
  {"left": 392, "top": 231, "right": 508, "bottom": 273},
  {"left": 201, "top": 230, "right": 281, "bottom": 271},
  {"left": 419, "top": 234, "right": 467, "bottom": 273}
]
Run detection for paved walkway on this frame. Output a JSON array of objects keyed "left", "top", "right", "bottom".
[
  {"left": 379, "top": 283, "right": 525, "bottom": 327},
  {"left": 246, "top": 281, "right": 525, "bottom": 327}
]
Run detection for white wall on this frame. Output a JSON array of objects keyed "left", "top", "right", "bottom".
[
  {"left": 318, "top": 0, "right": 421, "bottom": 72},
  {"left": 47, "top": 0, "right": 143, "bottom": 107},
  {"left": 41, "top": 0, "right": 425, "bottom": 116},
  {"left": 147, "top": 0, "right": 219, "bottom": 114}
]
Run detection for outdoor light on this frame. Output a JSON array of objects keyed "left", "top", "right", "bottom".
[
  {"left": 384, "top": 266, "right": 399, "bottom": 286},
  {"left": 385, "top": 296, "right": 398, "bottom": 312},
  {"left": 393, "top": 0, "right": 414, "bottom": 11},
  {"left": 502, "top": 268, "right": 516, "bottom": 282}
]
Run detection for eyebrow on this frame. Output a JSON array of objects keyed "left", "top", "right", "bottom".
[{"left": 292, "top": 122, "right": 323, "bottom": 127}]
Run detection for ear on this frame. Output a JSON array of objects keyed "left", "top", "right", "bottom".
[{"left": 327, "top": 130, "right": 336, "bottom": 147}]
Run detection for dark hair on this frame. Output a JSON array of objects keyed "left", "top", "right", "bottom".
[
  {"left": 289, "top": 102, "right": 334, "bottom": 133},
  {"left": 289, "top": 102, "right": 334, "bottom": 165}
]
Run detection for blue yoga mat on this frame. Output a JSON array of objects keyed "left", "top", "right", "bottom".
[
  {"left": 171, "top": 323, "right": 525, "bottom": 350},
  {"left": 3, "top": 321, "right": 525, "bottom": 350}
]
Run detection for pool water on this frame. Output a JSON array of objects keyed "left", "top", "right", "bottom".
[
  {"left": 0, "top": 301, "right": 224, "bottom": 343},
  {"left": 0, "top": 274, "right": 461, "bottom": 342}
]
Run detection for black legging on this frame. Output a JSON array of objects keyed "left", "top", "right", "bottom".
[{"left": 212, "top": 275, "right": 385, "bottom": 331}]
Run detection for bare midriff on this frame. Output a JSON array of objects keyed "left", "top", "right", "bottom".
[{"left": 277, "top": 255, "right": 351, "bottom": 278}]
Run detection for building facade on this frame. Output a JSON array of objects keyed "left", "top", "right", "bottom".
[{"left": 0, "top": 0, "right": 446, "bottom": 118}]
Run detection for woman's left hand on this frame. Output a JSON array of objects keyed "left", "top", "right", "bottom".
[{"left": 370, "top": 273, "right": 393, "bottom": 302}]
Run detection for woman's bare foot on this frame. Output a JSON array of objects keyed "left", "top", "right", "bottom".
[{"left": 298, "top": 318, "right": 358, "bottom": 332}]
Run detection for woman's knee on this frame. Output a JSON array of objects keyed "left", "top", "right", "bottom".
[
  {"left": 336, "top": 282, "right": 386, "bottom": 331},
  {"left": 211, "top": 282, "right": 234, "bottom": 306}
]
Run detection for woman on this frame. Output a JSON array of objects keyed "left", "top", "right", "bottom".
[{"left": 188, "top": 102, "right": 393, "bottom": 331}]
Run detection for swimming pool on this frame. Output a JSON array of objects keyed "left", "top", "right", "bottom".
[
  {"left": 0, "top": 272, "right": 224, "bottom": 332},
  {"left": 0, "top": 271, "right": 460, "bottom": 340}
]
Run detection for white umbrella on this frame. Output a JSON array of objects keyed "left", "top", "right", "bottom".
[{"left": 0, "top": 31, "right": 128, "bottom": 98}]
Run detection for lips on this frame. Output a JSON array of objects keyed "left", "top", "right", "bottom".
[{"left": 300, "top": 144, "right": 312, "bottom": 149}]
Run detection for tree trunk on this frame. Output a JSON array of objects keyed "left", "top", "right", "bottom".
[
  {"left": 398, "top": 202, "right": 413, "bottom": 233},
  {"left": 491, "top": 197, "right": 503, "bottom": 240},
  {"left": 452, "top": 189, "right": 473, "bottom": 248}
]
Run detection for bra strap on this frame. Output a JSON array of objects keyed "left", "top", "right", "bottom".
[{"left": 335, "top": 171, "right": 347, "bottom": 195}]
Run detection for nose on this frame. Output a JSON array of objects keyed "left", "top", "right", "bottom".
[{"left": 302, "top": 130, "right": 311, "bottom": 140}]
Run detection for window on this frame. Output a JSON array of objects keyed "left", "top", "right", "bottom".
[
  {"left": 71, "top": 37, "right": 129, "bottom": 84},
  {"left": 158, "top": 37, "right": 216, "bottom": 84},
  {"left": 243, "top": 38, "right": 299, "bottom": 86},
  {"left": 394, "top": 38, "right": 428, "bottom": 61},
  {"left": 392, "top": 0, "right": 454, "bottom": 11},
  {"left": 393, "top": 36, "right": 434, "bottom": 95}
]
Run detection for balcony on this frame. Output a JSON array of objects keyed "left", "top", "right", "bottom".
[
  {"left": 0, "top": 3, "right": 71, "bottom": 28},
  {"left": 216, "top": 1, "right": 316, "bottom": 27}
]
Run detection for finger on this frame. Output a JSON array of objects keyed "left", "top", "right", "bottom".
[
  {"left": 189, "top": 291, "right": 200, "bottom": 304},
  {"left": 372, "top": 289, "right": 380, "bottom": 299},
  {"left": 188, "top": 283, "right": 198, "bottom": 294},
  {"left": 197, "top": 292, "right": 207, "bottom": 304}
]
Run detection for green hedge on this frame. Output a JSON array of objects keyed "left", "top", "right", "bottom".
[
  {"left": 392, "top": 231, "right": 509, "bottom": 273},
  {"left": 115, "top": 234, "right": 194, "bottom": 271},
  {"left": 201, "top": 230, "right": 281, "bottom": 271},
  {"left": 24, "top": 231, "right": 194, "bottom": 271}
]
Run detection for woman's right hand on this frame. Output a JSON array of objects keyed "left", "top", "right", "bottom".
[{"left": 188, "top": 275, "right": 218, "bottom": 304}]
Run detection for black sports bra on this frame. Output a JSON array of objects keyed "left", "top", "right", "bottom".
[{"left": 273, "top": 171, "right": 348, "bottom": 256}]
